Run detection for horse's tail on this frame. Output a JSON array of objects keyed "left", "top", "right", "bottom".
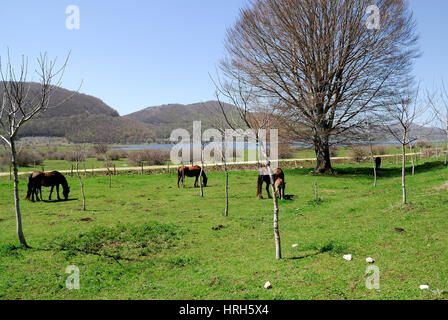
[{"left": 25, "top": 174, "right": 33, "bottom": 200}]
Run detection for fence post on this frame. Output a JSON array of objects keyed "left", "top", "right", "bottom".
[
  {"left": 114, "top": 163, "right": 116, "bottom": 175},
  {"left": 71, "top": 164, "right": 73, "bottom": 177},
  {"left": 141, "top": 161, "right": 144, "bottom": 175}
]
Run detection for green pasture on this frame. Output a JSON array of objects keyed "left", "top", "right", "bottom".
[{"left": 0, "top": 159, "right": 447, "bottom": 299}]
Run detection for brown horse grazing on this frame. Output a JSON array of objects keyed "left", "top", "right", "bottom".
[
  {"left": 257, "top": 167, "right": 285, "bottom": 199},
  {"left": 274, "top": 178, "right": 285, "bottom": 200},
  {"left": 26, "top": 171, "right": 70, "bottom": 202},
  {"left": 177, "top": 165, "right": 208, "bottom": 188}
]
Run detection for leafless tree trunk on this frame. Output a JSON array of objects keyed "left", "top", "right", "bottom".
[
  {"left": 401, "top": 137, "right": 407, "bottom": 204},
  {"left": 383, "top": 84, "right": 430, "bottom": 205},
  {"left": 224, "top": 158, "right": 229, "bottom": 217},
  {"left": 214, "top": 82, "right": 282, "bottom": 259},
  {"left": 76, "top": 161, "right": 86, "bottom": 211},
  {"left": 0, "top": 50, "right": 71, "bottom": 247},
  {"left": 10, "top": 139, "right": 29, "bottom": 247},
  {"left": 409, "top": 143, "right": 415, "bottom": 175}
]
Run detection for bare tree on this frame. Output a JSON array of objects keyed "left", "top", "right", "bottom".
[
  {"left": 73, "top": 145, "right": 87, "bottom": 211},
  {"left": 0, "top": 51, "right": 70, "bottom": 247},
  {"left": 220, "top": 0, "right": 419, "bottom": 174},
  {"left": 213, "top": 77, "right": 282, "bottom": 260},
  {"left": 430, "top": 81, "right": 448, "bottom": 166},
  {"left": 383, "top": 85, "right": 430, "bottom": 204}
]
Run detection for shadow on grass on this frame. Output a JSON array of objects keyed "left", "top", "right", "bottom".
[
  {"left": 40, "top": 198, "right": 79, "bottom": 203},
  {"left": 288, "top": 241, "right": 347, "bottom": 260},
  {"left": 335, "top": 161, "right": 446, "bottom": 178},
  {"left": 290, "top": 160, "right": 446, "bottom": 179}
]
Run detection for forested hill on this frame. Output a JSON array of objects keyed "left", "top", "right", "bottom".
[
  {"left": 125, "top": 101, "right": 239, "bottom": 139},
  {"left": 0, "top": 83, "right": 155, "bottom": 144}
]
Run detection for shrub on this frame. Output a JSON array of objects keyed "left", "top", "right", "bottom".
[
  {"left": 108, "top": 150, "right": 128, "bottom": 161},
  {"left": 416, "top": 140, "right": 432, "bottom": 149},
  {"left": 92, "top": 143, "right": 109, "bottom": 155},
  {"left": 329, "top": 146, "right": 339, "bottom": 157},
  {"left": 128, "top": 150, "right": 170, "bottom": 165},
  {"left": 278, "top": 144, "right": 294, "bottom": 159},
  {"left": 4, "top": 149, "right": 44, "bottom": 167},
  {"left": 372, "top": 145, "right": 387, "bottom": 155},
  {"left": 348, "top": 145, "right": 369, "bottom": 163}
]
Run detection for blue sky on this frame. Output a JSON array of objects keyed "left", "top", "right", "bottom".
[{"left": 0, "top": 1, "right": 446, "bottom": 115}]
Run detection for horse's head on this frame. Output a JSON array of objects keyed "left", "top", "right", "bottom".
[{"left": 63, "top": 186, "right": 70, "bottom": 200}]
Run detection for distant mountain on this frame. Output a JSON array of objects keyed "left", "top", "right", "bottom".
[
  {"left": 125, "top": 101, "right": 239, "bottom": 140},
  {"left": 1, "top": 83, "right": 155, "bottom": 144}
]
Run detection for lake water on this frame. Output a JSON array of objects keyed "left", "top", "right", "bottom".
[{"left": 110, "top": 141, "right": 406, "bottom": 151}]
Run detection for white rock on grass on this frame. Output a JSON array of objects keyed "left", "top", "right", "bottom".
[
  {"left": 366, "top": 257, "right": 375, "bottom": 263},
  {"left": 292, "top": 244, "right": 299, "bottom": 248},
  {"left": 264, "top": 282, "right": 272, "bottom": 289},
  {"left": 420, "top": 285, "right": 430, "bottom": 290},
  {"left": 343, "top": 254, "right": 352, "bottom": 261}
]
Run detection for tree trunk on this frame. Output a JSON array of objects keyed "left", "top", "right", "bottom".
[
  {"left": 369, "top": 139, "right": 377, "bottom": 187},
  {"left": 76, "top": 162, "right": 86, "bottom": 211},
  {"left": 224, "top": 160, "right": 229, "bottom": 217},
  {"left": 313, "top": 135, "right": 333, "bottom": 174},
  {"left": 445, "top": 127, "right": 448, "bottom": 166},
  {"left": 401, "top": 142, "right": 407, "bottom": 204},
  {"left": 11, "top": 139, "right": 30, "bottom": 248},
  {"left": 268, "top": 169, "right": 281, "bottom": 260}
]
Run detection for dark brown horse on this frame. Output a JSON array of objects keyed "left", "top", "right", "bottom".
[
  {"left": 26, "top": 171, "right": 70, "bottom": 202},
  {"left": 177, "top": 165, "right": 208, "bottom": 188},
  {"left": 375, "top": 157, "right": 382, "bottom": 170},
  {"left": 257, "top": 167, "right": 285, "bottom": 199}
]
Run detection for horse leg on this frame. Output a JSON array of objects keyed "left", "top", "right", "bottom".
[
  {"left": 49, "top": 186, "right": 54, "bottom": 201},
  {"left": 31, "top": 186, "right": 35, "bottom": 202},
  {"left": 177, "top": 173, "right": 180, "bottom": 188},
  {"left": 56, "top": 184, "right": 61, "bottom": 201},
  {"left": 266, "top": 181, "right": 272, "bottom": 199},
  {"left": 194, "top": 176, "right": 198, "bottom": 188}
]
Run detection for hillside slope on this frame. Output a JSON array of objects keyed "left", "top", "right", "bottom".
[
  {"left": 125, "top": 101, "right": 239, "bottom": 139},
  {"left": 0, "top": 83, "right": 155, "bottom": 143}
]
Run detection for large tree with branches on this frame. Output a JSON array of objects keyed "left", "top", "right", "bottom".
[{"left": 220, "top": 0, "right": 419, "bottom": 174}]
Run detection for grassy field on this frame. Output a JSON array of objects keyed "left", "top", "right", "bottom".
[{"left": 0, "top": 159, "right": 447, "bottom": 300}]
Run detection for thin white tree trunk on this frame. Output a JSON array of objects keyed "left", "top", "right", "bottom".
[
  {"left": 11, "top": 139, "right": 30, "bottom": 248},
  {"left": 268, "top": 168, "right": 281, "bottom": 260},
  {"left": 402, "top": 142, "right": 407, "bottom": 204},
  {"left": 445, "top": 126, "right": 448, "bottom": 166},
  {"left": 76, "top": 162, "right": 86, "bottom": 211},
  {"left": 369, "top": 139, "right": 377, "bottom": 187},
  {"left": 224, "top": 159, "right": 229, "bottom": 217}
]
